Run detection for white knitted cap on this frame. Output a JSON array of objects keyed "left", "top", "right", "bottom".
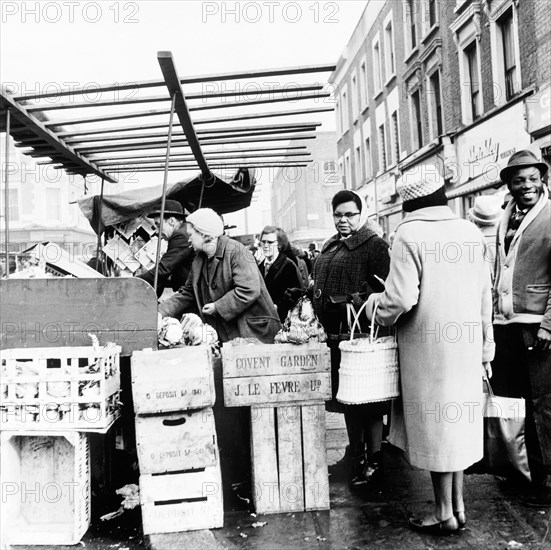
[
  {"left": 186, "top": 208, "right": 224, "bottom": 237},
  {"left": 396, "top": 166, "right": 444, "bottom": 202}
]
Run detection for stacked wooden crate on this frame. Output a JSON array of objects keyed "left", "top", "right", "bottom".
[
  {"left": 131, "top": 346, "right": 223, "bottom": 534},
  {"left": 222, "top": 342, "right": 331, "bottom": 514},
  {"left": 0, "top": 344, "right": 122, "bottom": 548}
]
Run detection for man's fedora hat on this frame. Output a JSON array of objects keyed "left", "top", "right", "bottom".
[
  {"left": 499, "top": 150, "right": 549, "bottom": 184},
  {"left": 147, "top": 199, "right": 186, "bottom": 219}
]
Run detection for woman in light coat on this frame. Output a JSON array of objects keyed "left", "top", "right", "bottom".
[{"left": 366, "top": 169, "right": 494, "bottom": 536}]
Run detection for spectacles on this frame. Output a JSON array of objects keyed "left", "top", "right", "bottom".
[
  {"left": 261, "top": 239, "right": 278, "bottom": 245},
  {"left": 333, "top": 212, "right": 361, "bottom": 220}
]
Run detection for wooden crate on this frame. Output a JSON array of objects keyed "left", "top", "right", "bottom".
[
  {"left": 140, "top": 460, "right": 223, "bottom": 534},
  {"left": 222, "top": 342, "right": 331, "bottom": 407},
  {"left": 250, "top": 403, "right": 329, "bottom": 514},
  {"left": 0, "top": 345, "right": 121, "bottom": 432},
  {"left": 131, "top": 346, "right": 215, "bottom": 414},
  {"left": 0, "top": 431, "right": 90, "bottom": 548},
  {"left": 135, "top": 408, "right": 218, "bottom": 474}
]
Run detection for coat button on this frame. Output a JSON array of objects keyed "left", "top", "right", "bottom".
[
  {"left": 211, "top": 282, "right": 217, "bottom": 289},
  {"left": 314, "top": 289, "right": 322, "bottom": 299}
]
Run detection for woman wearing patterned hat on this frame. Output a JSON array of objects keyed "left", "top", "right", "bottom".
[{"left": 365, "top": 166, "right": 495, "bottom": 535}]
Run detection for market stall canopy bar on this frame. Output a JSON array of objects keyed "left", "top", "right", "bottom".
[{"left": 1, "top": 56, "right": 335, "bottom": 213}]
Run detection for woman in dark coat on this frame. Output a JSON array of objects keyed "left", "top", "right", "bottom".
[
  {"left": 312, "top": 190, "right": 390, "bottom": 488},
  {"left": 259, "top": 226, "right": 302, "bottom": 323}
]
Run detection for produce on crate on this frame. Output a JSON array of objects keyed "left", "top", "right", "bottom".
[
  {"left": 158, "top": 313, "right": 219, "bottom": 352},
  {"left": 275, "top": 297, "right": 326, "bottom": 344}
]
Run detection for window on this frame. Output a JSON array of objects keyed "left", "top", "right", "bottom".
[
  {"left": 372, "top": 38, "right": 383, "bottom": 92},
  {"left": 428, "top": 70, "right": 443, "bottom": 137},
  {"left": 364, "top": 137, "right": 373, "bottom": 180},
  {"left": 46, "top": 188, "right": 61, "bottom": 221},
  {"left": 465, "top": 41, "right": 481, "bottom": 121},
  {"left": 499, "top": 8, "right": 517, "bottom": 100},
  {"left": 335, "top": 99, "right": 341, "bottom": 135},
  {"left": 359, "top": 60, "right": 368, "bottom": 108},
  {"left": 405, "top": 0, "right": 418, "bottom": 51},
  {"left": 351, "top": 72, "right": 359, "bottom": 121},
  {"left": 411, "top": 89, "right": 423, "bottom": 149},
  {"left": 378, "top": 124, "right": 387, "bottom": 172},
  {"left": 428, "top": 0, "right": 437, "bottom": 28},
  {"left": 355, "top": 145, "right": 363, "bottom": 187},
  {"left": 341, "top": 86, "right": 349, "bottom": 130},
  {"left": 384, "top": 19, "right": 395, "bottom": 78},
  {"left": 344, "top": 153, "right": 351, "bottom": 189},
  {"left": 391, "top": 111, "right": 400, "bottom": 164}
]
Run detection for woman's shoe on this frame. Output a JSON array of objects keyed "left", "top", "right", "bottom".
[
  {"left": 454, "top": 511, "right": 467, "bottom": 530},
  {"left": 349, "top": 450, "right": 382, "bottom": 488},
  {"left": 409, "top": 516, "right": 460, "bottom": 536}
]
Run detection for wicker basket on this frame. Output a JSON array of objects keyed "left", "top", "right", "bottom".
[{"left": 337, "top": 301, "right": 399, "bottom": 404}]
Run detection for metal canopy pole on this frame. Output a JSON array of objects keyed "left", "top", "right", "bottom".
[
  {"left": 153, "top": 93, "right": 177, "bottom": 295},
  {"left": 157, "top": 51, "right": 213, "bottom": 183},
  {"left": 94, "top": 177, "right": 105, "bottom": 273},
  {"left": 4, "top": 109, "right": 10, "bottom": 277}
]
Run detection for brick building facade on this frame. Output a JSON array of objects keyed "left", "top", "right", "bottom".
[{"left": 330, "top": 0, "right": 551, "bottom": 235}]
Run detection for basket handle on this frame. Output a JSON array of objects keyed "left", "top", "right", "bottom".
[{"left": 349, "top": 299, "right": 379, "bottom": 343}]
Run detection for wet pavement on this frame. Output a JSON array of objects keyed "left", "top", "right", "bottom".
[{"left": 12, "top": 442, "right": 551, "bottom": 550}]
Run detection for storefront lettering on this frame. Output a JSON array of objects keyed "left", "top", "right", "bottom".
[
  {"left": 234, "top": 383, "right": 261, "bottom": 396},
  {"left": 280, "top": 354, "right": 319, "bottom": 368},
  {"left": 468, "top": 139, "right": 499, "bottom": 166},
  {"left": 235, "top": 356, "right": 270, "bottom": 369},
  {"left": 270, "top": 381, "right": 301, "bottom": 394}
]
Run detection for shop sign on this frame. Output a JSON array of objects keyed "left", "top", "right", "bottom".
[
  {"left": 452, "top": 101, "right": 530, "bottom": 185},
  {"left": 526, "top": 85, "right": 551, "bottom": 135}
]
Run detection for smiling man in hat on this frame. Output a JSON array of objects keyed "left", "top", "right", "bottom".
[
  {"left": 492, "top": 150, "right": 551, "bottom": 506},
  {"left": 137, "top": 199, "right": 194, "bottom": 298}
]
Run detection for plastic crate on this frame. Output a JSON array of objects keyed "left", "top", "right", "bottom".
[
  {"left": 0, "top": 345, "right": 121, "bottom": 432},
  {"left": 0, "top": 431, "right": 90, "bottom": 548}
]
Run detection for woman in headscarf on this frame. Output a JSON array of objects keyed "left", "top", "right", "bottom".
[{"left": 310, "top": 190, "right": 391, "bottom": 488}]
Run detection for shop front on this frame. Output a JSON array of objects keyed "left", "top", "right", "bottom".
[{"left": 447, "top": 100, "right": 532, "bottom": 215}]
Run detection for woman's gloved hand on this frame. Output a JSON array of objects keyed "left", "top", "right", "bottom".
[{"left": 284, "top": 287, "right": 307, "bottom": 307}]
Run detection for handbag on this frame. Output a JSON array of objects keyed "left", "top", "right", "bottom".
[
  {"left": 336, "top": 300, "right": 399, "bottom": 404},
  {"left": 466, "top": 379, "right": 531, "bottom": 483}
]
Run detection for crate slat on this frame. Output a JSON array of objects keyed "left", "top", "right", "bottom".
[
  {"left": 223, "top": 372, "right": 331, "bottom": 407},
  {"left": 277, "top": 406, "right": 305, "bottom": 513},
  {"left": 222, "top": 342, "right": 330, "bottom": 378},
  {"left": 250, "top": 406, "right": 280, "bottom": 514},
  {"left": 302, "top": 404, "right": 330, "bottom": 511}
]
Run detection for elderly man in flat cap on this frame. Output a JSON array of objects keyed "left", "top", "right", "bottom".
[
  {"left": 159, "top": 207, "right": 281, "bottom": 343},
  {"left": 492, "top": 150, "right": 551, "bottom": 507},
  {"left": 137, "top": 199, "right": 194, "bottom": 298}
]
